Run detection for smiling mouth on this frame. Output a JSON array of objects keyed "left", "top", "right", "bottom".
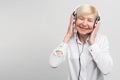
[{"left": 79, "top": 27, "right": 88, "bottom": 31}]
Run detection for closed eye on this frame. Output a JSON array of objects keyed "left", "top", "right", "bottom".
[
  {"left": 88, "top": 19, "right": 94, "bottom": 22},
  {"left": 78, "top": 17, "right": 84, "bottom": 20}
]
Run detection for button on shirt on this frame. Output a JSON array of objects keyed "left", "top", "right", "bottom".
[{"left": 49, "top": 34, "right": 113, "bottom": 80}]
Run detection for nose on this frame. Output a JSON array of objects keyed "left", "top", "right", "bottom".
[{"left": 83, "top": 20, "right": 87, "bottom": 26}]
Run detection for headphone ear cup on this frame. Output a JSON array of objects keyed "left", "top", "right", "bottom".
[
  {"left": 72, "top": 11, "right": 77, "bottom": 24},
  {"left": 93, "top": 16, "right": 100, "bottom": 27}
]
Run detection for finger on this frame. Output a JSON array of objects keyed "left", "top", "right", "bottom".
[
  {"left": 69, "top": 14, "right": 74, "bottom": 26},
  {"left": 67, "top": 15, "right": 75, "bottom": 33},
  {"left": 93, "top": 22, "right": 101, "bottom": 34},
  {"left": 95, "top": 22, "right": 101, "bottom": 31}
]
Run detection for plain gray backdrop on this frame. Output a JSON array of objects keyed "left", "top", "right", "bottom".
[{"left": 0, "top": 0, "right": 119, "bottom": 80}]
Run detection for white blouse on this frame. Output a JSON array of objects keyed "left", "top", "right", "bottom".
[{"left": 49, "top": 33, "right": 113, "bottom": 80}]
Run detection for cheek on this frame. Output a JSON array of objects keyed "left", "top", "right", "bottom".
[
  {"left": 89, "top": 23, "right": 94, "bottom": 29},
  {"left": 76, "top": 19, "right": 83, "bottom": 23},
  {"left": 87, "top": 26, "right": 94, "bottom": 32},
  {"left": 89, "top": 29, "right": 94, "bottom": 32},
  {"left": 89, "top": 27, "right": 94, "bottom": 31}
]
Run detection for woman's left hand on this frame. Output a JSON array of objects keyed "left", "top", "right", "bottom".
[{"left": 89, "top": 22, "right": 101, "bottom": 45}]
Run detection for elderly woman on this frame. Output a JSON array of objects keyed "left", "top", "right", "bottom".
[{"left": 49, "top": 4, "right": 113, "bottom": 80}]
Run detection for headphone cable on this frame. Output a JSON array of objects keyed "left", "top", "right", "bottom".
[{"left": 76, "top": 38, "right": 84, "bottom": 80}]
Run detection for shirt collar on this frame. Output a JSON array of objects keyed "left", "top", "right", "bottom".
[{"left": 76, "top": 33, "right": 90, "bottom": 45}]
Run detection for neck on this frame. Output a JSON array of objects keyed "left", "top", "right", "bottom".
[{"left": 77, "top": 33, "right": 89, "bottom": 44}]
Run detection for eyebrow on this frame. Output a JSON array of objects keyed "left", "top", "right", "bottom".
[{"left": 78, "top": 16, "right": 94, "bottom": 20}]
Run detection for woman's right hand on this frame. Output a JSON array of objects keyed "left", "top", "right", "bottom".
[{"left": 63, "top": 14, "right": 75, "bottom": 43}]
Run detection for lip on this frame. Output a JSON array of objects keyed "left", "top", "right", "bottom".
[{"left": 79, "top": 27, "right": 87, "bottom": 31}]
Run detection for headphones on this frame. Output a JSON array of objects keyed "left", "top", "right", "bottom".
[{"left": 72, "top": 10, "right": 100, "bottom": 27}]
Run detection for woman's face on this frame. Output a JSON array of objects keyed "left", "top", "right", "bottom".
[{"left": 75, "top": 14, "right": 95, "bottom": 36}]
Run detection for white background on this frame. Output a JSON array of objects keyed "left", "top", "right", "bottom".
[{"left": 0, "top": 0, "right": 119, "bottom": 80}]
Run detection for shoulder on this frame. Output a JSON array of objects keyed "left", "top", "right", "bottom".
[
  {"left": 96, "top": 33, "right": 108, "bottom": 41},
  {"left": 95, "top": 33, "right": 109, "bottom": 46}
]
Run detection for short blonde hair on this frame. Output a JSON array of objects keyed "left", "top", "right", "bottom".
[{"left": 75, "top": 4, "right": 99, "bottom": 19}]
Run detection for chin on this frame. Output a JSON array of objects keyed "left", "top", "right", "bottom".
[{"left": 77, "top": 31, "right": 92, "bottom": 36}]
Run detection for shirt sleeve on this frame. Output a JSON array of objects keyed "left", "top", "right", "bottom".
[
  {"left": 49, "top": 42, "right": 68, "bottom": 68},
  {"left": 88, "top": 35, "right": 113, "bottom": 75}
]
